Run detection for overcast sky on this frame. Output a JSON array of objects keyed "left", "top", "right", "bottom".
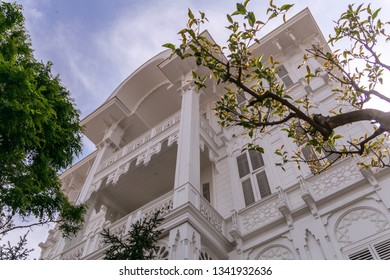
[{"left": 8, "top": 0, "right": 390, "bottom": 259}]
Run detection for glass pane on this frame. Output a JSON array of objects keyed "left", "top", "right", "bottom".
[
  {"left": 302, "top": 145, "right": 318, "bottom": 173},
  {"left": 323, "top": 143, "right": 340, "bottom": 163},
  {"left": 249, "top": 150, "right": 264, "bottom": 170},
  {"left": 242, "top": 178, "right": 255, "bottom": 206},
  {"left": 256, "top": 171, "right": 271, "bottom": 198},
  {"left": 236, "top": 93, "right": 246, "bottom": 105},
  {"left": 236, "top": 154, "right": 250, "bottom": 178},
  {"left": 277, "top": 65, "right": 288, "bottom": 76},
  {"left": 282, "top": 75, "right": 294, "bottom": 88},
  {"left": 202, "top": 183, "right": 211, "bottom": 203}
]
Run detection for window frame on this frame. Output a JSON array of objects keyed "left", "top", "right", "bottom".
[
  {"left": 236, "top": 150, "right": 272, "bottom": 207},
  {"left": 343, "top": 230, "right": 390, "bottom": 260},
  {"left": 276, "top": 64, "right": 295, "bottom": 88},
  {"left": 294, "top": 121, "right": 339, "bottom": 174}
]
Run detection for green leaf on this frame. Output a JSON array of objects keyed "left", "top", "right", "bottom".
[
  {"left": 280, "top": 4, "right": 294, "bottom": 12},
  {"left": 236, "top": 3, "right": 246, "bottom": 15},
  {"left": 372, "top": 8, "right": 381, "bottom": 20},
  {"left": 248, "top": 12, "right": 256, "bottom": 27},
  {"left": 162, "top": 43, "right": 176, "bottom": 50},
  {"left": 227, "top": 14, "right": 233, "bottom": 23},
  {"left": 188, "top": 8, "right": 194, "bottom": 19}
]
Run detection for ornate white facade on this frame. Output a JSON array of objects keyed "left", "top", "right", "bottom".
[{"left": 39, "top": 9, "right": 390, "bottom": 260}]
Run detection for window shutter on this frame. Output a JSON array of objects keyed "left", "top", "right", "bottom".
[
  {"left": 249, "top": 150, "right": 264, "bottom": 170},
  {"left": 301, "top": 145, "right": 319, "bottom": 173},
  {"left": 236, "top": 93, "right": 246, "bottom": 105},
  {"left": 256, "top": 171, "right": 271, "bottom": 198},
  {"left": 323, "top": 143, "right": 340, "bottom": 163},
  {"left": 242, "top": 178, "right": 255, "bottom": 206},
  {"left": 374, "top": 239, "right": 390, "bottom": 260},
  {"left": 237, "top": 154, "right": 250, "bottom": 178},
  {"left": 349, "top": 248, "right": 374, "bottom": 260},
  {"left": 277, "top": 65, "right": 294, "bottom": 88}
]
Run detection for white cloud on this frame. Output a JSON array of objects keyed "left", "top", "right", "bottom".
[{"left": 95, "top": 1, "right": 189, "bottom": 78}]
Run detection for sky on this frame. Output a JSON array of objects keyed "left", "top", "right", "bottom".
[{"left": 4, "top": 0, "right": 390, "bottom": 259}]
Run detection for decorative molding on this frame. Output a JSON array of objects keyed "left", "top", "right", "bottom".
[
  {"left": 154, "top": 245, "right": 169, "bottom": 260},
  {"left": 167, "top": 132, "right": 179, "bottom": 146},
  {"left": 242, "top": 198, "right": 281, "bottom": 232},
  {"left": 229, "top": 210, "right": 243, "bottom": 255},
  {"left": 62, "top": 244, "right": 84, "bottom": 260},
  {"left": 117, "top": 162, "right": 130, "bottom": 179},
  {"left": 101, "top": 112, "right": 180, "bottom": 170},
  {"left": 364, "top": 193, "right": 382, "bottom": 203},
  {"left": 106, "top": 161, "right": 130, "bottom": 185},
  {"left": 110, "top": 223, "right": 127, "bottom": 239},
  {"left": 199, "top": 202, "right": 223, "bottom": 233},
  {"left": 360, "top": 167, "right": 380, "bottom": 189},
  {"left": 136, "top": 143, "right": 162, "bottom": 166},
  {"left": 86, "top": 180, "right": 102, "bottom": 201},
  {"left": 104, "top": 155, "right": 117, "bottom": 168},
  {"left": 321, "top": 213, "right": 333, "bottom": 226},
  {"left": 199, "top": 137, "right": 205, "bottom": 151},
  {"left": 142, "top": 197, "right": 173, "bottom": 221},
  {"left": 299, "top": 176, "right": 318, "bottom": 218},
  {"left": 335, "top": 207, "right": 390, "bottom": 246},
  {"left": 276, "top": 187, "right": 293, "bottom": 229},
  {"left": 256, "top": 245, "right": 295, "bottom": 260},
  {"left": 309, "top": 161, "right": 361, "bottom": 197},
  {"left": 106, "top": 170, "right": 117, "bottom": 185}
]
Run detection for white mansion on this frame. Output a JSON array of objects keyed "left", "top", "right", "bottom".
[{"left": 39, "top": 9, "right": 390, "bottom": 260}]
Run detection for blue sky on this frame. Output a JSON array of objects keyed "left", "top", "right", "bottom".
[{"left": 6, "top": 0, "right": 390, "bottom": 259}]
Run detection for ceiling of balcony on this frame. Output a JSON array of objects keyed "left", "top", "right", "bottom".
[
  {"left": 94, "top": 139, "right": 212, "bottom": 219},
  {"left": 97, "top": 141, "right": 177, "bottom": 216}
]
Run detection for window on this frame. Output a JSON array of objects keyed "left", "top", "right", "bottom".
[
  {"left": 276, "top": 65, "right": 294, "bottom": 88},
  {"left": 349, "top": 238, "right": 390, "bottom": 260},
  {"left": 202, "top": 183, "right": 211, "bottom": 203},
  {"left": 236, "top": 150, "right": 271, "bottom": 207},
  {"left": 294, "top": 122, "right": 339, "bottom": 173}
]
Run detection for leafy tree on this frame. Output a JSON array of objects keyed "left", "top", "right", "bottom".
[
  {"left": 0, "top": 1, "right": 86, "bottom": 253},
  {"left": 164, "top": 0, "right": 390, "bottom": 172},
  {"left": 0, "top": 231, "right": 33, "bottom": 260},
  {"left": 101, "top": 211, "right": 163, "bottom": 260}
]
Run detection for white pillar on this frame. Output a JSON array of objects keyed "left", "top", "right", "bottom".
[
  {"left": 76, "top": 144, "right": 109, "bottom": 204},
  {"left": 168, "top": 223, "right": 201, "bottom": 260},
  {"left": 173, "top": 82, "right": 201, "bottom": 208},
  {"left": 77, "top": 123, "right": 123, "bottom": 203}
]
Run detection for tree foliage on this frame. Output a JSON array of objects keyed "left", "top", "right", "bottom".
[
  {"left": 101, "top": 211, "right": 163, "bottom": 260},
  {"left": 164, "top": 0, "right": 390, "bottom": 172},
  {"left": 0, "top": 231, "right": 33, "bottom": 260},
  {"left": 0, "top": 1, "right": 86, "bottom": 247}
]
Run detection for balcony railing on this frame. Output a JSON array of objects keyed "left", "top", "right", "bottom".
[
  {"left": 199, "top": 195, "right": 225, "bottom": 234},
  {"left": 59, "top": 191, "right": 174, "bottom": 259},
  {"left": 58, "top": 186, "right": 229, "bottom": 259},
  {"left": 231, "top": 157, "right": 365, "bottom": 236},
  {"left": 100, "top": 112, "right": 181, "bottom": 171}
]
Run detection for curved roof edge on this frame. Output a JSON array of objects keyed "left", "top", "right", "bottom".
[{"left": 106, "top": 49, "right": 171, "bottom": 101}]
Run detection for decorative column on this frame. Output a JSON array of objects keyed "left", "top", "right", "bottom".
[
  {"left": 77, "top": 122, "right": 123, "bottom": 203},
  {"left": 168, "top": 223, "right": 201, "bottom": 260},
  {"left": 173, "top": 80, "right": 201, "bottom": 209}
]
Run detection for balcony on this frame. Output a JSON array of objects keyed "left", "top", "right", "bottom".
[
  {"left": 58, "top": 186, "right": 226, "bottom": 259},
  {"left": 88, "top": 111, "right": 221, "bottom": 198},
  {"left": 100, "top": 111, "right": 181, "bottom": 173}
]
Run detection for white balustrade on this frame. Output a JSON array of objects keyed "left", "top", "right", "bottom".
[
  {"left": 100, "top": 112, "right": 181, "bottom": 170},
  {"left": 199, "top": 195, "right": 225, "bottom": 233}
]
